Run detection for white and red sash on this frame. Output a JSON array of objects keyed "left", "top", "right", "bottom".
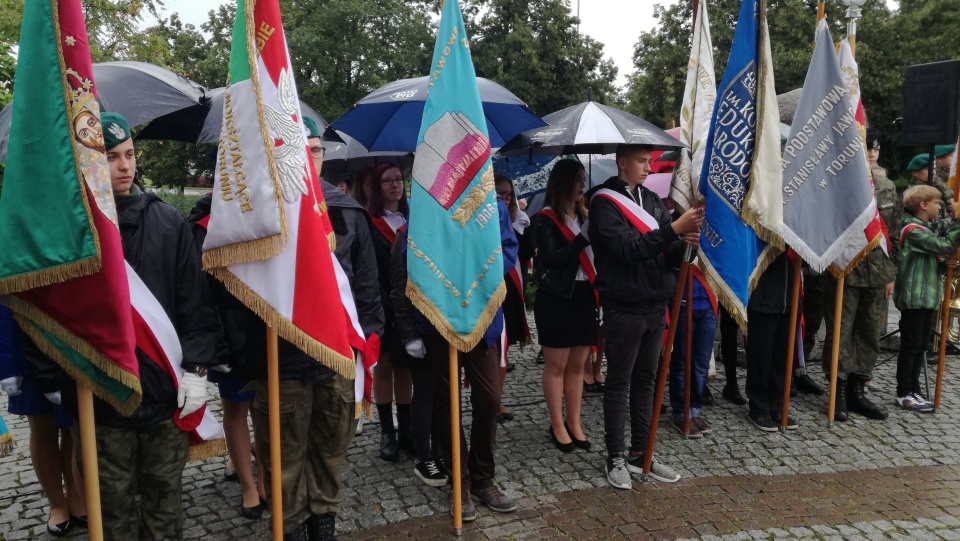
[
  {"left": 592, "top": 188, "right": 660, "bottom": 236},
  {"left": 125, "top": 262, "right": 223, "bottom": 452},
  {"left": 900, "top": 223, "right": 933, "bottom": 246},
  {"left": 371, "top": 215, "right": 406, "bottom": 245},
  {"left": 331, "top": 253, "right": 379, "bottom": 416},
  {"left": 539, "top": 207, "right": 597, "bottom": 285}
]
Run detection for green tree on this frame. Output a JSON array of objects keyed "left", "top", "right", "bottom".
[{"left": 463, "top": 0, "right": 619, "bottom": 116}]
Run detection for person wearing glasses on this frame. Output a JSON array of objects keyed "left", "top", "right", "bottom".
[{"left": 367, "top": 164, "right": 415, "bottom": 462}]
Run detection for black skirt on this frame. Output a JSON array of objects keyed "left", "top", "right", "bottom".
[
  {"left": 503, "top": 274, "right": 530, "bottom": 346},
  {"left": 534, "top": 281, "right": 598, "bottom": 348}
]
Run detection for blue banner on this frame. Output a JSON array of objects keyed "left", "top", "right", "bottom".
[
  {"left": 407, "top": 0, "right": 505, "bottom": 351},
  {"left": 697, "top": 0, "right": 778, "bottom": 327}
]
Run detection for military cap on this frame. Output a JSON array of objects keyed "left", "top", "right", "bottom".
[
  {"left": 303, "top": 117, "right": 322, "bottom": 139},
  {"left": 935, "top": 144, "right": 956, "bottom": 158},
  {"left": 101, "top": 112, "right": 131, "bottom": 151},
  {"left": 865, "top": 128, "right": 880, "bottom": 150},
  {"left": 906, "top": 153, "right": 931, "bottom": 172}
]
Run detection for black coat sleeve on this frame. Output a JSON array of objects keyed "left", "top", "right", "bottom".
[
  {"left": 390, "top": 232, "right": 419, "bottom": 346},
  {"left": 350, "top": 212, "right": 386, "bottom": 338},
  {"left": 174, "top": 218, "right": 220, "bottom": 370}
]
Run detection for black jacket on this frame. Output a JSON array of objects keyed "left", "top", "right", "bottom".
[
  {"left": 28, "top": 189, "right": 219, "bottom": 427},
  {"left": 587, "top": 176, "right": 685, "bottom": 313},
  {"left": 531, "top": 212, "right": 591, "bottom": 299},
  {"left": 747, "top": 251, "right": 799, "bottom": 315}
]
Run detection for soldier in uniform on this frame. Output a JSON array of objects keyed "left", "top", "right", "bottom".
[
  {"left": 821, "top": 128, "right": 898, "bottom": 421},
  {"left": 934, "top": 144, "right": 956, "bottom": 186}
]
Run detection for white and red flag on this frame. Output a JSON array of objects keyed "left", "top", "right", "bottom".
[{"left": 204, "top": 0, "right": 355, "bottom": 378}]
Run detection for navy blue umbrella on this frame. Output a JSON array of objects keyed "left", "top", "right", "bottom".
[{"left": 330, "top": 76, "right": 545, "bottom": 152}]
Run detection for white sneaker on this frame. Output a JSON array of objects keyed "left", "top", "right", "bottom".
[{"left": 355, "top": 415, "right": 365, "bottom": 435}]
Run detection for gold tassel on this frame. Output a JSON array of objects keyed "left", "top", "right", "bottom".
[
  {"left": 202, "top": 234, "right": 285, "bottom": 271},
  {"left": 0, "top": 432, "right": 14, "bottom": 458},
  {"left": 405, "top": 279, "right": 506, "bottom": 353},
  {"left": 4, "top": 297, "right": 143, "bottom": 416},
  {"left": 0, "top": 256, "right": 101, "bottom": 296},
  {"left": 188, "top": 438, "right": 228, "bottom": 463}
]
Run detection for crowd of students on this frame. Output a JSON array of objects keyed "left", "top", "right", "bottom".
[{"left": 1, "top": 114, "right": 958, "bottom": 540}]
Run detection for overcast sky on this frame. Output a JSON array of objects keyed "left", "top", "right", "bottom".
[{"left": 148, "top": 0, "right": 681, "bottom": 88}]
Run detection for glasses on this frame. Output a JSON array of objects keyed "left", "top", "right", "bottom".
[
  {"left": 496, "top": 190, "right": 514, "bottom": 199},
  {"left": 381, "top": 177, "right": 404, "bottom": 185},
  {"left": 310, "top": 147, "right": 324, "bottom": 157}
]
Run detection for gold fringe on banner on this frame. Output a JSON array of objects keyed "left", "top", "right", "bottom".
[
  {"left": 210, "top": 269, "right": 356, "bottom": 379},
  {"left": 0, "top": 257, "right": 101, "bottom": 296},
  {"left": 828, "top": 233, "right": 883, "bottom": 279},
  {"left": 189, "top": 437, "right": 228, "bottom": 463},
  {"left": 0, "top": 431, "right": 14, "bottom": 458},
  {"left": 202, "top": 234, "right": 285, "bottom": 271},
  {"left": 405, "top": 279, "right": 506, "bottom": 353},
  {"left": 4, "top": 297, "right": 143, "bottom": 416},
  {"left": 355, "top": 399, "right": 372, "bottom": 420}
]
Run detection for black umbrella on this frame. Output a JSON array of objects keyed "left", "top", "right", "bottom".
[
  {"left": 321, "top": 130, "right": 413, "bottom": 174},
  {"left": 136, "top": 87, "right": 333, "bottom": 145},
  {"left": 0, "top": 61, "right": 205, "bottom": 162},
  {"left": 330, "top": 76, "right": 545, "bottom": 152},
  {"left": 498, "top": 101, "right": 685, "bottom": 156}
]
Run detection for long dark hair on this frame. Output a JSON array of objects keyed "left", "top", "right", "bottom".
[
  {"left": 494, "top": 174, "right": 519, "bottom": 222},
  {"left": 544, "top": 159, "right": 587, "bottom": 221},
  {"left": 366, "top": 163, "right": 409, "bottom": 218}
]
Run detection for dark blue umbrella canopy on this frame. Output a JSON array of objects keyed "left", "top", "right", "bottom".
[
  {"left": 498, "top": 101, "right": 685, "bottom": 156},
  {"left": 330, "top": 76, "right": 546, "bottom": 152}
]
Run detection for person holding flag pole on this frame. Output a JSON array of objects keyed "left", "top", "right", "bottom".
[
  {"left": 406, "top": 0, "right": 519, "bottom": 531},
  {"left": 933, "top": 141, "right": 960, "bottom": 410},
  {"left": 200, "top": 0, "right": 362, "bottom": 539}
]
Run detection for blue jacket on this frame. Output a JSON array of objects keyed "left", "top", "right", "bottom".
[{"left": 0, "top": 306, "right": 22, "bottom": 381}]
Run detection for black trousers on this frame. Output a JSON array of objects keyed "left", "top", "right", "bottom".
[
  {"left": 745, "top": 309, "right": 790, "bottom": 418},
  {"left": 896, "top": 309, "right": 935, "bottom": 397}
]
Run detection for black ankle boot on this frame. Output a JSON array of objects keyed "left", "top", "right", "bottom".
[
  {"left": 307, "top": 513, "right": 337, "bottom": 541},
  {"left": 284, "top": 521, "right": 309, "bottom": 541},
  {"left": 847, "top": 375, "right": 889, "bottom": 420},
  {"left": 379, "top": 430, "right": 399, "bottom": 462},
  {"left": 833, "top": 380, "right": 848, "bottom": 422}
]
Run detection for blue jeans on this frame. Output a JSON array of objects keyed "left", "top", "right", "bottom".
[{"left": 669, "top": 307, "right": 717, "bottom": 421}]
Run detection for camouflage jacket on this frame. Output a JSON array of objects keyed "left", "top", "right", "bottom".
[{"left": 847, "top": 168, "right": 898, "bottom": 287}]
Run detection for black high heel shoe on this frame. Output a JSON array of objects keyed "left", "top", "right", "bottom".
[
  {"left": 548, "top": 426, "right": 575, "bottom": 453},
  {"left": 46, "top": 519, "right": 73, "bottom": 537},
  {"left": 70, "top": 515, "right": 88, "bottom": 529},
  {"left": 241, "top": 498, "right": 265, "bottom": 520},
  {"left": 564, "top": 422, "right": 592, "bottom": 451}
]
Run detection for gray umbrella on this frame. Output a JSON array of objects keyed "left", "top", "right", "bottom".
[
  {"left": 777, "top": 88, "right": 803, "bottom": 125},
  {"left": 0, "top": 61, "right": 205, "bottom": 162},
  {"left": 322, "top": 130, "right": 413, "bottom": 174},
  {"left": 498, "top": 101, "right": 685, "bottom": 156},
  {"left": 136, "top": 87, "right": 332, "bottom": 145}
]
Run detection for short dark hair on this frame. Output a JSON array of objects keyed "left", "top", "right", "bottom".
[{"left": 615, "top": 144, "right": 655, "bottom": 162}]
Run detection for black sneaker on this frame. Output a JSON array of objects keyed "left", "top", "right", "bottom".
[
  {"left": 414, "top": 460, "right": 448, "bottom": 487},
  {"left": 748, "top": 412, "right": 778, "bottom": 432},
  {"left": 771, "top": 413, "right": 798, "bottom": 430}
]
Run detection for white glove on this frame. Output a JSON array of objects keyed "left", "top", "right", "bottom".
[
  {"left": 580, "top": 220, "right": 590, "bottom": 242},
  {"left": 404, "top": 338, "right": 426, "bottom": 359},
  {"left": 0, "top": 376, "right": 22, "bottom": 396},
  {"left": 44, "top": 391, "right": 62, "bottom": 405},
  {"left": 177, "top": 372, "right": 209, "bottom": 418}
]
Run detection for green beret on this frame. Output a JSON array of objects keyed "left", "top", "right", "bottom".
[
  {"left": 865, "top": 128, "right": 880, "bottom": 150},
  {"left": 935, "top": 144, "right": 956, "bottom": 158},
  {"left": 101, "top": 112, "right": 131, "bottom": 150},
  {"left": 303, "top": 117, "right": 322, "bottom": 139},
  {"left": 906, "top": 153, "right": 931, "bottom": 172}
]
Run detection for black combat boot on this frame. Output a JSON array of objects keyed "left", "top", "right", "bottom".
[
  {"left": 833, "top": 379, "right": 848, "bottom": 422},
  {"left": 847, "top": 375, "right": 889, "bottom": 420},
  {"left": 307, "top": 513, "right": 337, "bottom": 541},
  {"left": 285, "top": 521, "right": 309, "bottom": 541}
]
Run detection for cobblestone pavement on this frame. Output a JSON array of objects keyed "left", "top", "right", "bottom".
[{"left": 3, "top": 302, "right": 960, "bottom": 540}]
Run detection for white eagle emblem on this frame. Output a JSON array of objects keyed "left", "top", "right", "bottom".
[
  {"left": 108, "top": 123, "right": 126, "bottom": 140},
  {"left": 263, "top": 68, "right": 309, "bottom": 203}
]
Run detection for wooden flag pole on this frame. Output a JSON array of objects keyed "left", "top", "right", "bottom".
[
  {"left": 77, "top": 385, "right": 103, "bottom": 541},
  {"left": 683, "top": 271, "right": 693, "bottom": 435},
  {"left": 448, "top": 343, "right": 462, "bottom": 535},
  {"left": 826, "top": 276, "right": 845, "bottom": 426},
  {"left": 780, "top": 256, "right": 803, "bottom": 429},
  {"left": 267, "top": 327, "right": 284, "bottom": 540},
  {"left": 643, "top": 251, "right": 692, "bottom": 475},
  {"left": 816, "top": 1, "right": 825, "bottom": 23},
  {"left": 935, "top": 146, "right": 960, "bottom": 410}
]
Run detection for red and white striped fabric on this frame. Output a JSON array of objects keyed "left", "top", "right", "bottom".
[
  {"left": 125, "top": 263, "right": 223, "bottom": 446},
  {"left": 592, "top": 189, "right": 659, "bottom": 234},
  {"left": 331, "top": 253, "right": 379, "bottom": 416}
]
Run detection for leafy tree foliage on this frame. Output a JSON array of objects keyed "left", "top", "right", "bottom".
[{"left": 463, "top": 0, "right": 620, "bottom": 116}]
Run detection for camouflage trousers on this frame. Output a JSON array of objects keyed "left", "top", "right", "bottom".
[
  {"left": 822, "top": 279, "right": 887, "bottom": 381},
  {"left": 252, "top": 375, "right": 356, "bottom": 535},
  {"left": 75, "top": 418, "right": 189, "bottom": 541}
]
